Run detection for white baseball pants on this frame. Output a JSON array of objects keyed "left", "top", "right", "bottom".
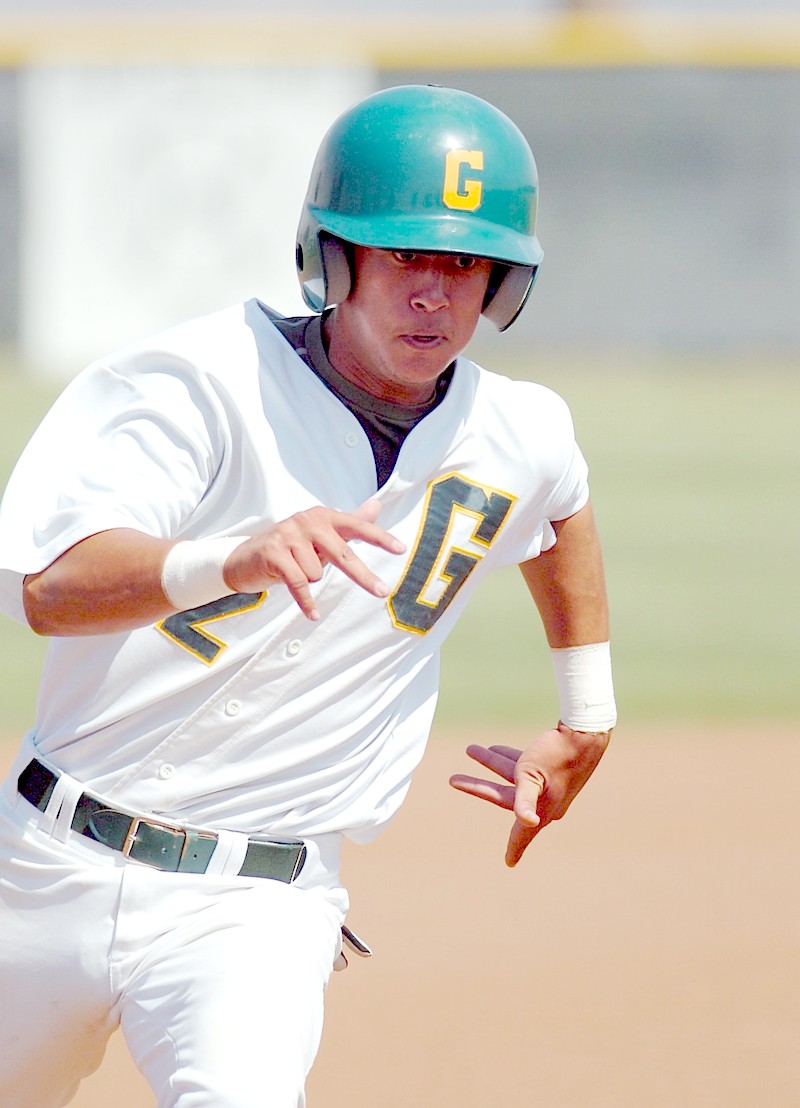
[{"left": 0, "top": 757, "right": 348, "bottom": 1108}]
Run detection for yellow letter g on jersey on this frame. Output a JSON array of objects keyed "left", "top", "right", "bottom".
[{"left": 442, "top": 149, "right": 484, "bottom": 212}]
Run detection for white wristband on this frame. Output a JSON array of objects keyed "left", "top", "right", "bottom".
[
  {"left": 161, "top": 537, "right": 249, "bottom": 612},
  {"left": 550, "top": 642, "right": 617, "bottom": 733}
]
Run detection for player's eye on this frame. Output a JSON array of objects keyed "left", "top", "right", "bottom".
[
  {"left": 454, "top": 255, "right": 479, "bottom": 270},
  {"left": 392, "top": 251, "right": 417, "bottom": 263}
]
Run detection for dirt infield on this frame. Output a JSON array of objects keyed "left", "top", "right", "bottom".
[{"left": 3, "top": 725, "right": 798, "bottom": 1108}]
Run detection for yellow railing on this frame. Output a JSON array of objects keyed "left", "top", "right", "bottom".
[{"left": 1, "top": 12, "right": 799, "bottom": 68}]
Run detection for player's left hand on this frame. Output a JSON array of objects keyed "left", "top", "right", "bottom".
[{"left": 448, "top": 723, "right": 611, "bottom": 866}]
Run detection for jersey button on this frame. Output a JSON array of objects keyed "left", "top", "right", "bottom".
[
  {"left": 344, "top": 431, "right": 358, "bottom": 448},
  {"left": 225, "top": 699, "right": 241, "bottom": 716},
  {"left": 287, "top": 639, "right": 302, "bottom": 657},
  {"left": 158, "top": 763, "right": 176, "bottom": 780}
]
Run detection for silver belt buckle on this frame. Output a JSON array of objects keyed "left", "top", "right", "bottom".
[
  {"left": 122, "top": 815, "right": 189, "bottom": 870},
  {"left": 121, "top": 814, "right": 180, "bottom": 857}
]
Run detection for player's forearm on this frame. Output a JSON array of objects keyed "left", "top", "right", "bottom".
[
  {"left": 521, "top": 501, "right": 616, "bottom": 736},
  {"left": 519, "top": 501, "right": 610, "bottom": 647},
  {"left": 22, "top": 529, "right": 175, "bottom": 636},
  {"left": 21, "top": 503, "right": 405, "bottom": 636}
]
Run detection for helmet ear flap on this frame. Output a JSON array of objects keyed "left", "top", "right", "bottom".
[
  {"left": 482, "top": 263, "right": 539, "bottom": 331},
  {"left": 319, "top": 234, "right": 352, "bottom": 309}
]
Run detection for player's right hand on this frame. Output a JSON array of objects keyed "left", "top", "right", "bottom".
[{"left": 222, "top": 499, "right": 406, "bottom": 620}]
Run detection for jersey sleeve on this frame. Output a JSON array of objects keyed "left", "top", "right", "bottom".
[
  {"left": 491, "top": 378, "right": 590, "bottom": 567},
  {"left": 0, "top": 352, "right": 223, "bottom": 623},
  {"left": 542, "top": 436, "right": 590, "bottom": 522}
]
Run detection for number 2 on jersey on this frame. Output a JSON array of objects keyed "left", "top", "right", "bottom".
[
  {"left": 157, "top": 591, "right": 266, "bottom": 663},
  {"left": 389, "top": 472, "right": 516, "bottom": 634}
]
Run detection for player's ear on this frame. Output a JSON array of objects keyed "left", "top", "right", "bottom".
[{"left": 320, "top": 235, "right": 353, "bottom": 307}]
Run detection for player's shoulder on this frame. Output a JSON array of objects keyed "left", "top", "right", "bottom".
[
  {"left": 459, "top": 354, "right": 573, "bottom": 425},
  {"left": 110, "top": 302, "right": 252, "bottom": 365},
  {"left": 82, "top": 300, "right": 279, "bottom": 400}
]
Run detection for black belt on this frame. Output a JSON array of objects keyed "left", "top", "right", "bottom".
[{"left": 17, "top": 759, "right": 306, "bottom": 883}]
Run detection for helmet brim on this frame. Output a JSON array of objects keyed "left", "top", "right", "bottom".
[{"left": 311, "top": 207, "right": 543, "bottom": 269}]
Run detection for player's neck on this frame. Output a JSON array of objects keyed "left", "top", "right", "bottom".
[{"left": 323, "top": 308, "right": 450, "bottom": 407}]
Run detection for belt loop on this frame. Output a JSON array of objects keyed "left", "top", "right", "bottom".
[
  {"left": 40, "top": 772, "right": 83, "bottom": 843},
  {"left": 203, "top": 828, "right": 248, "bottom": 876}
]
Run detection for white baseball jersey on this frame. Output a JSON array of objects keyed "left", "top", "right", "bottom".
[{"left": 0, "top": 299, "right": 588, "bottom": 843}]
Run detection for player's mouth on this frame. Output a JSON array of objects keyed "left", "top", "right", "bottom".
[{"left": 400, "top": 333, "right": 447, "bottom": 349}]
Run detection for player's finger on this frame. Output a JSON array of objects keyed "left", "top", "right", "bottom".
[
  {"left": 351, "top": 498, "right": 383, "bottom": 523},
  {"left": 243, "top": 542, "right": 322, "bottom": 620},
  {"left": 336, "top": 518, "right": 406, "bottom": 556},
  {"left": 486, "top": 744, "right": 522, "bottom": 762},
  {"left": 287, "top": 542, "right": 325, "bottom": 582},
  {"left": 448, "top": 774, "right": 516, "bottom": 812},
  {"left": 464, "top": 744, "right": 518, "bottom": 783},
  {"left": 283, "top": 575, "right": 321, "bottom": 621},
  {"left": 513, "top": 767, "right": 546, "bottom": 828},
  {"left": 321, "top": 542, "right": 393, "bottom": 599},
  {"left": 505, "top": 817, "right": 542, "bottom": 868},
  {"left": 330, "top": 500, "right": 406, "bottom": 556},
  {"left": 307, "top": 511, "right": 403, "bottom": 598}
]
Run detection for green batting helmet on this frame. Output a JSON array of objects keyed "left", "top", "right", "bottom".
[{"left": 296, "top": 84, "right": 543, "bottom": 331}]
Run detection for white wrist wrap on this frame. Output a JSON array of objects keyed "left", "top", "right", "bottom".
[
  {"left": 161, "top": 537, "right": 248, "bottom": 612},
  {"left": 550, "top": 642, "right": 617, "bottom": 732}
]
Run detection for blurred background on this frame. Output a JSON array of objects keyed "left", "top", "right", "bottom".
[
  {"left": 1, "top": 0, "right": 800, "bottom": 370},
  {"left": 0, "top": 5, "right": 798, "bottom": 1108}
]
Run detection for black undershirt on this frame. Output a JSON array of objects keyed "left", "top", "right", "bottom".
[{"left": 264, "top": 306, "right": 453, "bottom": 488}]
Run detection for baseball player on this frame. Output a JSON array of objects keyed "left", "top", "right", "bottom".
[{"left": 0, "top": 84, "right": 615, "bottom": 1107}]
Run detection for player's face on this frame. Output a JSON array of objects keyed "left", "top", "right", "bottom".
[{"left": 326, "top": 246, "right": 494, "bottom": 405}]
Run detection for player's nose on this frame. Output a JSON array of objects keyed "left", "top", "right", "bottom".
[{"left": 409, "top": 262, "right": 449, "bottom": 312}]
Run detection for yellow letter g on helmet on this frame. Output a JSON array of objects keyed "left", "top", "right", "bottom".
[{"left": 442, "top": 149, "right": 484, "bottom": 211}]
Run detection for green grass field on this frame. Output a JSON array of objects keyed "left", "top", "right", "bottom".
[{"left": 1, "top": 354, "right": 798, "bottom": 736}]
